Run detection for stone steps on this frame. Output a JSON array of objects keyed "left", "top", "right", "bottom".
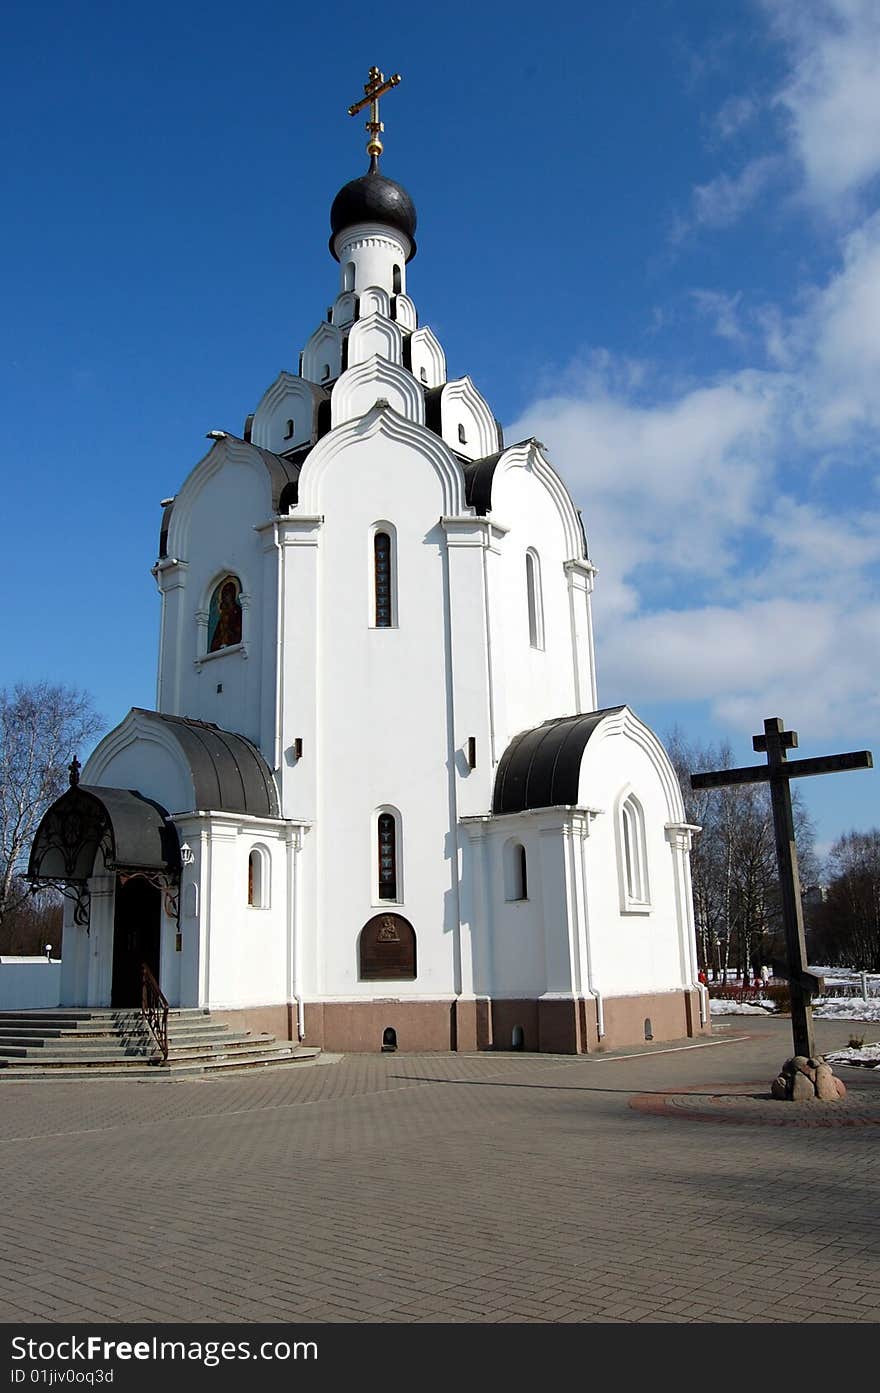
[
  {"left": 0, "top": 1048, "right": 321, "bottom": 1081},
  {"left": 0, "top": 1008, "right": 318, "bottom": 1079}
]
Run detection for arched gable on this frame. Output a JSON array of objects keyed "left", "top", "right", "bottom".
[
  {"left": 83, "top": 708, "right": 280, "bottom": 819},
  {"left": 331, "top": 356, "right": 425, "bottom": 429},
  {"left": 347, "top": 312, "right": 404, "bottom": 369},
  {"left": 493, "top": 706, "right": 685, "bottom": 824},
  {"left": 301, "top": 322, "right": 343, "bottom": 384},
  {"left": 393, "top": 293, "right": 417, "bottom": 331},
  {"left": 331, "top": 290, "right": 358, "bottom": 325},
  {"left": 486, "top": 439, "right": 586, "bottom": 563},
  {"left": 582, "top": 707, "right": 686, "bottom": 825},
  {"left": 436, "top": 377, "right": 500, "bottom": 461},
  {"left": 359, "top": 286, "right": 391, "bottom": 318},
  {"left": 164, "top": 435, "right": 297, "bottom": 558},
  {"left": 297, "top": 402, "right": 466, "bottom": 516},
  {"left": 250, "top": 372, "right": 328, "bottom": 455},
  {"left": 409, "top": 326, "right": 446, "bottom": 388},
  {"left": 83, "top": 710, "right": 198, "bottom": 816}
]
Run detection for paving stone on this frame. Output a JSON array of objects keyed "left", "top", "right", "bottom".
[{"left": 0, "top": 1016, "right": 878, "bottom": 1324}]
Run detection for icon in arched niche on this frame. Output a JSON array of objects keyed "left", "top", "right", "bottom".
[
  {"left": 208, "top": 575, "right": 243, "bottom": 652},
  {"left": 359, "top": 912, "right": 416, "bottom": 981}
]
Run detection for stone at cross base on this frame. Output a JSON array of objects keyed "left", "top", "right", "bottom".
[{"left": 770, "top": 1055, "right": 846, "bottom": 1102}]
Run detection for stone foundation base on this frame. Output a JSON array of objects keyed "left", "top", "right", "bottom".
[
  {"left": 294, "top": 988, "right": 708, "bottom": 1054},
  {"left": 770, "top": 1054, "right": 847, "bottom": 1101},
  {"left": 209, "top": 1004, "right": 297, "bottom": 1041}
]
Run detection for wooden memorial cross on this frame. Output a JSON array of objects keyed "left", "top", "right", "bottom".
[
  {"left": 691, "top": 717, "right": 872, "bottom": 1061},
  {"left": 348, "top": 66, "right": 402, "bottom": 164}
]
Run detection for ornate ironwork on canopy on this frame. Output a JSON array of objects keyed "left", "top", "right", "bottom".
[{"left": 27, "top": 781, "right": 181, "bottom": 927}]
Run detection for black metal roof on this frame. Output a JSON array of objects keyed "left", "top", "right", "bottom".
[
  {"left": 492, "top": 708, "right": 625, "bottom": 815},
  {"left": 28, "top": 785, "right": 179, "bottom": 882},
  {"left": 132, "top": 710, "right": 280, "bottom": 818},
  {"left": 329, "top": 168, "right": 417, "bottom": 261},
  {"left": 462, "top": 451, "right": 504, "bottom": 515}
]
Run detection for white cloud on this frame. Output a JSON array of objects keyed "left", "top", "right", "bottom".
[
  {"left": 715, "top": 94, "right": 758, "bottom": 140},
  {"left": 767, "top": 0, "right": 880, "bottom": 205},
  {"left": 776, "top": 210, "right": 880, "bottom": 445},
  {"left": 506, "top": 212, "right": 880, "bottom": 746},
  {"left": 691, "top": 289, "right": 747, "bottom": 344},
  {"left": 688, "top": 156, "right": 778, "bottom": 230},
  {"left": 680, "top": 1, "right": 880, "bottom": 239},
  {"left": 597, "top": 597, "right": 880, "bottom": 742}
]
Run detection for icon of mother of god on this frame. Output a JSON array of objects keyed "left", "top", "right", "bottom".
[{"left": 208, "top": 577, "right": 243, "bottom": 652}]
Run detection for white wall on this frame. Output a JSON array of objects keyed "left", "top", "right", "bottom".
[
  {"left": 0, "top": 958, "right": 62, "bottom": 1010},
  {"left": 159, "top": 440, "right": 274, "bottom": 752},
  {"left": 172, "top": 812, "right": 296, "bottom": 1011},
  {"left": 293, "top": 424, "right": 465, "bottom": 1001},
  {"left": 578, "top": 711, "right": 691, "bottom": 997},
  {"left": 490, "top": 462, "right": 583, "bottom": 749}
]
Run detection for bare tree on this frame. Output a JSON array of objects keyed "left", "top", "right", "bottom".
[
  {"left": 666, "top": 729, "right": 734, "bottom": 979},
  {"left": 0, "top": 682, "right": 102, "bottom": 945},
  {"left": 666, "top": 726, "right": 816, "bottom": 979},
  {"left": 809, "top": 830, "right": 880, "bottom": 969}
]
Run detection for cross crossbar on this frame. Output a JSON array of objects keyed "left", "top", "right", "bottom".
[
  {"left": 347, "top": 65, "right": 402, "bottom": 163},
  {"left": 691, "top": 749, "right": 872, "bottom": 790}
]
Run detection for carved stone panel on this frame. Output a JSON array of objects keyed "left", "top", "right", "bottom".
[{"left": 359, "top": 913, "right": 417, "bottom": 981}]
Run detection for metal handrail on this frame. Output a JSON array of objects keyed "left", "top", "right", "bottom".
[{"left": 141, "top": 963, "right": 169, "bottom": 1062}]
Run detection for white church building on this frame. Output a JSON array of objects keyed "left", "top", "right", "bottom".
[{"left": 30, "top": 84, "right": 707, "bottom": 1054}]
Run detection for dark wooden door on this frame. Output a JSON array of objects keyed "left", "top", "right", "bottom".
[{"left": 112, "top": 877, "right": 161, "bottom": 1007}]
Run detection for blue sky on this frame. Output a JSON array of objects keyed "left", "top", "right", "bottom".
[{"left": 2, "top": 0, "right": 877, "bottom": 855}]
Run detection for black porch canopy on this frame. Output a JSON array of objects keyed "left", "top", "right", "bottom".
[{"left": 28, "top": 784, "right": 181, "bottom": 922}]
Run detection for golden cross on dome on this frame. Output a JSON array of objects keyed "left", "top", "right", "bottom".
[{"left": 348, "top": 66, "right": 402, "bottom": 166}]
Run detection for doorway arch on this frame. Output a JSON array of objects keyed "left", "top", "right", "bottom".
[{"left": 112, "top": 877, "right": 161, "bottom": 1007}]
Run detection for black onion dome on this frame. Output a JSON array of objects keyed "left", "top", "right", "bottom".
[{"left": 329, "top": 169, "right": 417, "bottom": 261}]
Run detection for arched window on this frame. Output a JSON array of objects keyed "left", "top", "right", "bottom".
[
  {"left": 208, "top": 575, "right": 243, "bottom": 652},
  {"left": 457, "top": 422, "right": 467, "bottom": 445},
  {"left": 247, "top": 846, "right": 270, "bottom": 909},
  {"left": 283, "top": 418, "right": 294, "bottom": 440},
  {"left": 377, "top": 811, "right": 398, "bottom": 901},
  {"left": 321, "top": 362, "right": 331, "bottom": 381},
  {"left": 373, "top": 528, "right": 396, "bottom": 627},
  {"left": 620, "top": 793, "right": 650, "bottom": 910},
  {"left": 503, "top": 840, "right": 528, "bottom": 901},
  {"left": 343, "top": 261, "right": 355, "bottom": 291},
  {"left": 392, "top": 264, "right": 402, "bottom": 294},
  {"left": 526, "top": 549, "right": 544, "bottom": 650}
]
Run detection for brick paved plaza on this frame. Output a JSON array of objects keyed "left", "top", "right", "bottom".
[{"left": 1, "top": 1016, "right": 878, "bottom": 1324}]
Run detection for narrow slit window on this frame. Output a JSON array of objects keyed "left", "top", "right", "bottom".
[
  {"left": 377, "top": 813, "right": 397, "bottom": 901},
  {"left": 248, "top": 848, "right": 270, "bottom": 908},
  {"left": 504, "top": 840, "right": 528, "bottom": 901},
  {"left": 343, "top": 261, "right": 355, "bottom": 291},
  {"left": 374, "top": 531, "right": 393, "bottom": 627},
  {"left": 392, "top": 264, "right": 402, "bottom": 294},
  {"left": 526, "top": 550, "right": 544, "bottom": 649},
  {"left": 283, "top": 418, "right": 294, "bottom": 440},
  {"left": 621, "top": 794, "right": 649, "bottom": 908},
  {"left": 457, "top": 422, "right": 467, "bottom": 445}
]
